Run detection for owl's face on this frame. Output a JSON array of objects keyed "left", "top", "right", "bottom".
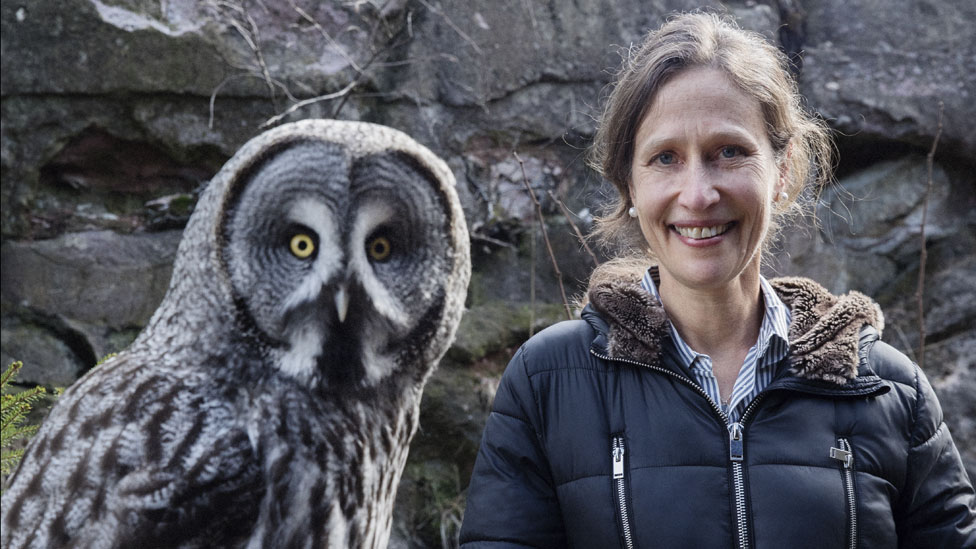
[{"left": 220, "top": 138, "right": 460, "bottom": 389}]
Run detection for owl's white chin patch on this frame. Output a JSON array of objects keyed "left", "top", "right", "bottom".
[{"left": 277, "top": 324, "right": 323, "bottom": 384}]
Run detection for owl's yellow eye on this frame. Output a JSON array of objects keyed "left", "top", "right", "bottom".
[
  {"left": 368, "top": 236, "right": 392, "bottom": 262},
  {"left": 289, "top": 233, "right": 315, "bottom": 259}
]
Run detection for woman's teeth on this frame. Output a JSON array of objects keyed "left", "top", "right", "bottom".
[{"left": 675, "top": 223, "right": 731, "bottom": 239}]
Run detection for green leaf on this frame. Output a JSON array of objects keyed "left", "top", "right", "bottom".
[{"left": 1, "top": 361, "right": 57, "bottom": 490}]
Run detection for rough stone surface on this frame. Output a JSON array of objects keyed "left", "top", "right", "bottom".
[
  {"left": 819, "top": 157, "right": 951, "bottom": 256},
  {"left": 447, "top": 301, "right": 567, "bottom": 364},
  {"left": 3, "top": 1, "right": 975, "bottom": 546},
  {"left": 1, "top": 230, "right": 181, "bottom": 329},
  {"left": 799, "top": 0, "right": 976, "bottom": 155},
  {"left": 0, "top": 317, "right": 89, "bottom": 387}
]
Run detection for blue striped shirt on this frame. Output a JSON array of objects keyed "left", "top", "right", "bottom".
[{"left": 641, "top": 267, "right": 791, "bottom": 423}]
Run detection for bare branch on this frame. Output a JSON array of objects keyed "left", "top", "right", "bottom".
[
  {"left": 515, "top": 152, "right": 572, "bottom": 321},
  {"left": 243, "top": 12, "right": 276, "bottom": 103},
  {"left": 415, "top": 0, "right": 484, "bottom": 55},
  {"left": 289, "top": 0, "right": 365, "bottom": 74},
  {"left": 470, "top": 233, "right": 516, "bottom": 249},
  {"left": 915, "top": 100, "right": 943, "bottom": 371},
  {"left": 530, "top": 213, "right": 537, "bottom": 337},
  {"left": 547, "top": 189, "right": 599, "bottom": 268},
  {"left": 332, "top": 1, "right": 413, "bottom": 117},
  {"left": 210, "top": 73, "right": 250, "bottom": 129},
  {"left": 212, "top": 0, "right": 280, "bottom": 111},
  {"left": 210, "top": 73, "right": 299, "bottom": 129},
  {"left": 260, "top": 80, "right": 358, "bottom": 128}
]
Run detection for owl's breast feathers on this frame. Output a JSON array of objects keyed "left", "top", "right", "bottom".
[
  {"left": 2, "top": 349, "right": 417, "bottom": 548},
  {"left": 1, "top": 353, "right": 265, "bottom": 547}
]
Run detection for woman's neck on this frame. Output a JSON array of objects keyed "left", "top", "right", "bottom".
[{"left": 657, "top": 266, "right": 764, "bottom": 362}]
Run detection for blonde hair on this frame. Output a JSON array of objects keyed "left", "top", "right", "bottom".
[{"left": 588, "top": 11, "right": 834, "bottom": 261}]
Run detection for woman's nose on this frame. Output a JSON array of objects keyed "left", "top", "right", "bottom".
[{"left": 676, "top": 161, "right": 720, "bottom": 210}]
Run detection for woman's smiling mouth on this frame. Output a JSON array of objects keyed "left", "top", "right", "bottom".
[{"left": 671, "top": 222, "right": 733, "bottom": 240}]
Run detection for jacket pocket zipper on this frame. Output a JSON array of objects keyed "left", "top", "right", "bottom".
[
  {"left": 830, "top": 437, "right": 858, "bottom": 549},
  {"left": 612, "top": 435, "right": 635, "bottom": 549}
]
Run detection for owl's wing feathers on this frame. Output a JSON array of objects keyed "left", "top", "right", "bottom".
[{"left": 2, "top": 353, "right": 264, "bottom": 548}]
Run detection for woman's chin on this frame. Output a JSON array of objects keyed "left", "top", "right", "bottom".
[{"left": 658, "top": 260, "right": 759, "bottom": 294}]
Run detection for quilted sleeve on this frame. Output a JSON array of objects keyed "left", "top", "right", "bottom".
[
  {"left": 895, "top": 361, "right": 976, "bottom": 548},
  {"left": 459, "top": 345, "right": 566, "bottom": 548}
]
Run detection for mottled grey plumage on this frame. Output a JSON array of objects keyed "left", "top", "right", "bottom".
[{"left": 1, "top": 120, "right": 470, "bottom": 548}]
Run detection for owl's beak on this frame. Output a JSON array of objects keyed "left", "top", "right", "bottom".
[{"left": 335, "top": 286, "right": 350, "bottom": 324}]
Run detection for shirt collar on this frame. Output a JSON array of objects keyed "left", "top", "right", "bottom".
[
  {"left": 757, "top": 275, "right": 791, "bottom": 358},
  {"left": 639, "top": 265, "right": 791, "bottom": 363}
]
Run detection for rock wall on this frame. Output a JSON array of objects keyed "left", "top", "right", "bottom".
[{"left": 2, "top": 1, "right": 973, "bottom": 546}]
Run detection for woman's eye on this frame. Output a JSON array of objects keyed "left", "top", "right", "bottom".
[
  {"left": 720, "top": 146, "right": 741, "bottom": 159},
  {"left": 655, "top": 152, "right": 677, "bottom": 165},
  {"left": 367, "top": 236, "right": 392, "bottom": 262},
  {"left": 289, "top": 233, "right": 316, "bottom": 259}
]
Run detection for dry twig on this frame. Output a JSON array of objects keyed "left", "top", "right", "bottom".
[
  {"left": 529, "top": 214, "right": 537, "bottom": 337},
  {"left": 217, "top": 0, "right": 280, "bottom": 112},
  {"left": 915, "top": 100, "right": 943, "bottom": 371},
  {"left": 515, "top": 152, "right": 573, "bottom": 321},
  {"left": 415, "top": 0, "right": 484, "bottom": 55},
  {"left": 330, "top": 0, "right": 415, "bottom": 118},
  {"left": 547, "top": 189, "right": 599, "bottom": 267},
  {"left": 289, "top": 1, "right": 364, "bottom": 74},
  {"left": 260, "top": 81, "right": 358, "bottom": 128},
  {"left": 209, "top": 73, "right": 298, "bottom": 129}
]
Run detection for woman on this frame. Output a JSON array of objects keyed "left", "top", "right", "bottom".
[{"left": 459, "top": 12, "right": 975, "bottom": 549}]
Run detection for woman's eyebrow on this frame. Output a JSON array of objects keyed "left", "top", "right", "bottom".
[{"left": 634, "top": 127, "right": 760, "bottom": 153}]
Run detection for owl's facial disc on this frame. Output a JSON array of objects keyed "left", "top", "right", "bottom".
[{"left": 224, "top": 141, "right": 457, "bottom": 390}]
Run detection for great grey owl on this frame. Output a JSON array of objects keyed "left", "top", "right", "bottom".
[{"left": 1, "top": 119, "right": 471, "bottom": 548}]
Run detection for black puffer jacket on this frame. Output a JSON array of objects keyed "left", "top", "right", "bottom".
[{"left": 459, "top": 277, "right": 975, "bottom": 548}]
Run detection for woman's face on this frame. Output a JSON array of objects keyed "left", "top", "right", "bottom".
[{"left": 629, "top": 67, "right": 785, "bottom": 295}]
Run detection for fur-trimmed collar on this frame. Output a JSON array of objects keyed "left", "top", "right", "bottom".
[{"left": 587, "top": 276, "right": 884, "bottom": 385}]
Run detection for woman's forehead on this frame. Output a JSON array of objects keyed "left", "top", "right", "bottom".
[{"left": 635, "top": 67, "right": 766, "bottom": 146}]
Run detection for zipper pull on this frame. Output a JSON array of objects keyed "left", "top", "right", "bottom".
[
  {"left": 729, "top": 422, "right": 744, "bottom": 462},
  {"left": 830, "top": 445, "right": 853, "bottom": 469},
  {"left": 612, "top": 438, "right": 625, "bottom": 479}
]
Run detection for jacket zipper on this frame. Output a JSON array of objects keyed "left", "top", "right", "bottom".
[
  {"left": 592, "top": 349, "right": 775, "bottom": 549},
  {"left": 612, "top": 435, "right": 635, "bottom": 549},
  {"left": 830, "top": 438, "right": 857, "bottom": 549},
  {"left": 729, "top": 421, "right": 748, "bottom": 548},
  {"left": 727, "top": 394, "right": 776, "bottom": 549}
]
